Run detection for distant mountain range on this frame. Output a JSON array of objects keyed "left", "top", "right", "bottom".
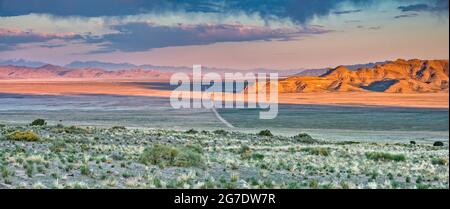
[
  {"left": 0, "top": 64, "right": 304, "bottom": 80},
  {"left": 3, "top": 59, "right": 446, "bottom": 91},
  {"left": 0, "top": 59, "right": 49, "bottom": 68},
  {"left": 0, "top": 59, "right": 306, "bottom": 76},
  {"left": 269, "top": 59, "right": 449, "bottom": 93},
  {"left": 295, "top": 61, "right": 388, "bottom": 77},
  {"left": 64, "top": 61, "right": 195, "bottom": 72},
  {"left": 0, "top": 64, "right": 173, "bottom": 80},
  {"left": 64, "top": 61, "right": 310, "bottom": 76}
]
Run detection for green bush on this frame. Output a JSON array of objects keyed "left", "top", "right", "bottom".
[
  {"left": 80, "top": 164, "right": 91, "bottom": 176},
  {"left": 139, "top": 144, "right": 203, "bottom": 168},
  {"left": 433, "top": 141, "right": 444, "bottom": 147},
  {"left": 0, "top": 124, "right": 5, "bottom": 128},
  {"left": 258, "top": 129, "right": 273, "bottom": 137},
  {"left": 293, "top": 133, "right": 317, "bottom": 144},
  {"left": 251, "top": 153, "right": 265, "bottom": 161},
  {"left": 185, "top": 129, "right": 199, "bottom": 134},
  {"left": 309, "top": 179, "right": 319, "bottom": 189},
  {"left": 1, "top": 166, "right": 11, "bottom": 178},
  {"left": 30, "top": 119, "right": 46, "bottom": 126},
  {"left": 6, "top": 131, "right": 40, "bottom": 142},
  {"left": 213, "top": 130, "right": 228, "bottom": 135},
  {"left": 174, "top": 148, "right": 202, "bottom": 167},
  {"left": 301, "top": 147, "right": 330, "bottom": 156},
  {"left": 431, "top": 158, "right": 448, "bottom": 166},
  {"left": 140, "top": 144, "right": 178, "bottom": 167},
  {"left": 239, "top": 145, "right": 252, "bottom": 159},
  {"left": 365, "top": 152, "right": 406, "bottom": 162}
]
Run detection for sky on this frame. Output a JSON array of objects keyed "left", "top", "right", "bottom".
[{"left": 0, "top": 0, "right": 448, "bottom": 70}]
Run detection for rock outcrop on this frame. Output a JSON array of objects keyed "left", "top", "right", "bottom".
[{"left": 273, "top": 59, "right": 449, "bottom": 93}]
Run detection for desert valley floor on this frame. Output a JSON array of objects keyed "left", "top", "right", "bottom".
[{"left": 0, "top": 79, "right": 448, "bottom": 108}]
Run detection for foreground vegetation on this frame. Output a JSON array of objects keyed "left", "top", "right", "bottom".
[{"left": 0, "top": 122, "right": 448, "bottom": 189}]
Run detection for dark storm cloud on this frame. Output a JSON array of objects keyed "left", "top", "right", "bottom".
[
  {"left": 1, "top": 0, "right": 353, "bottom": 52},
  {"left": 1, "top": 0, "right": 445, "bottom": 53},
  {"left": 84, "top": 22, "right": 333, "bottom": 52},
  {"left": 0, "top": 0, "right": 374, "bottom": 23}
]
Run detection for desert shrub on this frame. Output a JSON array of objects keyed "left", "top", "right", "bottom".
[
  {"left": 185, "top": 129, "right": 199, "bottom": 134},
  {"left": 410, "top": 141, "right": 416, "bottom": 145},
  {"left": 110, "top": 152, "right": 124, "bottom": 161},
  {"left": 52, "top": 126, "right": 90, "bottom": 134},
  {"left": 293, "top": 133, "right": 317, "bottom": 144},
  {"left": 239, "top": 145, "right": 252, "bottom": 159},
  {"left": 340, "top": 181, "right": 350, "bottom": 189},
  {"left": 6, "top": 131, "right": 40, "bottom": 142},
  {"left": 213, "top": 130, "right": 228, "bottom": 135},
  {"left": 80, "top": 164, "right": 91, "bottom": 176},
  {"left": 140, "top": 144, "right": 178, "bottom": 167},
  {"left": 1, "top": 166, "right": 12, "bottom": 178},
  {"left": 301, "top": 147, "right": 330, "bottom": 156},
  {"left": 49, "top": 140, "right": 66, "bottom": 152},
  {"left": 0, "top": 124, "right": 5, "bottom": 128},
  {"left": 185, "top": 144, "right": 203, "bottom": 154},
  {"left": 431, "top": 157, "right": 448, "bottom": 166},
  {"left": 111, "top": 126, "right": 126, "bottom": 130},
  {"left": 416, "top": 183, "right": 431, "bottom": 189},
  {"left": 258, "top": 129, "right": 273, "bottom": 137},
  {"left": 139, "top": 144, "right": 203, "bottom": 168},
  {"left": 252, "top": 153, "right": 265, "bottom": 161},
  {"left": 433, "top": 141, "right": 444, "bottom": 147},
  {"left": 174, "top": 148, "right": 202, "bottom": 167},
  {"left": 294, "top": 133, "right": 316, "bottom": 143},
  {"left": 365, "top": 152, "right": 406, "bottom": 162},
  {"left": 30, "top": 119, "right": 46, "bottom": 126},
  {"left": 238, "top": 145, "right": 264, "bottom": 160},
  {"left": 335, "top": 141, "right": 360, "bottom": 145},
  {"left": 24, "top": 162, "right": 34, "bottom": 177},
  {"left": 405, "top": 176, "right": 411, "bottom": 183},
  {"left": 309, "top": 180, "right": 319, "bottom": 189}
]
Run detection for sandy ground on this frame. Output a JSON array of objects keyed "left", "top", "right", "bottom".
[{"left": 0, "top": 79, "right": 448, "bottom": 109}]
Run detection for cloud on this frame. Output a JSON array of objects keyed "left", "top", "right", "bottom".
[
  {"left": 333, "top": 9, "right": 362, "bottom": 15},
  {"left": 0, "top": 44, "right": 13, "bottom": 51},
  {"left": 394, "top": 13, "right": 419, "bottom": 19},
  {"left": 0, "top": 28, "right": 81, "bottom": 51},
  {"left": 345, "top": 20, "right": 362, "bottom": 23},
  {"left": 38, "top": 43, "right": 66, "bottom": 48},
  {"left": 0, "top": 0, "right": 374, "bottom": 24},
  {"left": 85, "top": 22, "right": 333, "bottom": 53},
  {"left": 397, "top": 1, "right": 449, "bottom": 13},
  {"left": 356, "top": 25, "right": 381, "bottom": 30},
  {"left": 398, "top": 4, "right": 429, "bottom": 12}
]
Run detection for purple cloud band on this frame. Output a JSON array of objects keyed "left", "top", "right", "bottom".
[{"left": 85, "top": 23, "right": 333, "bottom": 53}]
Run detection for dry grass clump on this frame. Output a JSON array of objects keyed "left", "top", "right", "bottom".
[{"left": 6, "top": 131, "right": 40, "bottom": 142}]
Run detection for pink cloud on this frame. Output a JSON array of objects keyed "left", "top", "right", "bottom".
[{"left": 0, "top": 28, "right": 81, "bottom": 51}]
